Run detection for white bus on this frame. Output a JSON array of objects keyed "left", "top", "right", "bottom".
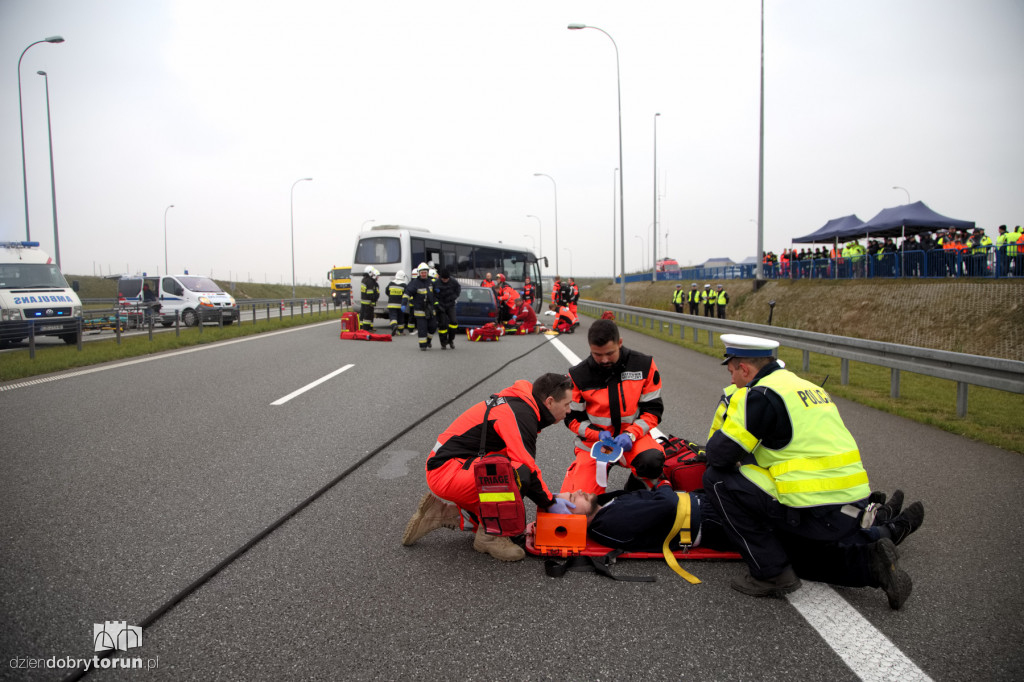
[{"left": 351, "top": 225, "right": 546, "bottom": 318}]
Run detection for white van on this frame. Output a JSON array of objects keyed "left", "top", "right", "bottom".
[
  {"left": 117, "top": 273, "right": 238, "bottom": 327},
  {"left": 0, "top": 241, "right": 83, "bottom": 345}
]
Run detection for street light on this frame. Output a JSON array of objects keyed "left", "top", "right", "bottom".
[
  {"left": 361, "top": 219, "right": 375, "bottom": 230},
  {"left": 533, "top": 173, "right": 559, "bottom": 275},
  {"left": 563, "top": 247, "right": 573, "bottom": 277},
  {"left": 36, "top": 70, "right": 61, "bottom": 267},
  {"left": 569, "top": 23, "right": 625, "bottom": 304},
  {"left": 521, "top": 233, "right": 535, "bottom": 250},
  {"left": 290, "top": 177, "right": 313, "bottom": 298},
  {"left": 755, "top": 0, "right": 766, "bottom": 281},
  {"left": 163, "top": 205, "right": 175, "bottom": 275},
  {"left": 18, "top": 35, "right": 64, "bottom": 240},
  {"left": 526, "top": 214, "right": 542, "bottom": 262},
  {"left": 652, "top": 112, "right": 660, "bottom": 282},
  {"left": 892, "top": 186, "right": 911, "bottom": 204},
  {"left": 612, "top": 168, "right": 618, "bottom": 283}
]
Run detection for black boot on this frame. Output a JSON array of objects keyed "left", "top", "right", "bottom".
[
  {"left": 873, "top": 489, "right": 905, "bottom": 525},
  {"left": 884, "top": 501, "right": 924, "bottom": 545},
  {"left": 870, "top": 538, "right": 912, "bottom": 609}
]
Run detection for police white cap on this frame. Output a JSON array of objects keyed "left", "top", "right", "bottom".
[
  {"left": 704, "top": 284, "right": 711, "bottom": 289},
  {"left": 720, "top": 333, "right": 780, "bottom": 365},
  {"left": 691, "top": 282, "right": 697, "bottom": 287}
]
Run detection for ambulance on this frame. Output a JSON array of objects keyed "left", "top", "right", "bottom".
[{"left": 0, "top": 241, "right": 83, "bottom": 345}]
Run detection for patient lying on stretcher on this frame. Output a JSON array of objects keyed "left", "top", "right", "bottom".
[{"left": 554, "top": 484, "right": 920, "bottom": 556}]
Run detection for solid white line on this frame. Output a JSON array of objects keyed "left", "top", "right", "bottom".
[
  {"left": 0, "top": 321, "right": 337, "bottom": 393},
  {"left": 787, "top": 582, "right": 933, "bottom": 681},
  {"left": 545, "top": 332, "right": 928, "bottom": 682},
  {"left": 271, "top": 364, "right": 354, "bottom": 406}
]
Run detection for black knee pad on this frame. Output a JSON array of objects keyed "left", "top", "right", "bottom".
[{"left": 631, "top": 447, "right": 665, "bottom": 479}]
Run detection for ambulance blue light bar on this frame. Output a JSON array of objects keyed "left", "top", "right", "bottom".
[{"left": 0, "top": 241, "right": 41, "bottom": 248}]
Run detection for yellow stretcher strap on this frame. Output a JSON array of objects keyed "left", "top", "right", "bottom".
[{"left": 661, "top": 492, "right": 701, "bottom": 584}]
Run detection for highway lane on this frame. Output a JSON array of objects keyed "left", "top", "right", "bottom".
[{"left": 1, "top": 319, "right": 1021, "bottom": 680}]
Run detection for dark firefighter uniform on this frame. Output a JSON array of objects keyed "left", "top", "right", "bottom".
[
  {"left": 704, "top": 358, "right": 882, "bottom": 587},
  {"left": 425, "top": 380, "right": 559, "bottom": 525},
  {"left": 561, "top": 346, "right": 665, "bottom": 494},
  {"left": 403, "top": 272, "right": 437, "bottom": 349},
  {"left": 385, "top": 276, "right": 407, "bottom": 335},
  {"left": 434, "top": 274, "right": 461, "bottom": 349},
  {"left": 358, "top": 272, "right": 379, "bottom": 331}
]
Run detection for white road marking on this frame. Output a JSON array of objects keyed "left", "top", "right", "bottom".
[
  {"left": 544, "top": 332, "right": 927, "bottom": 682},
  {"left": 270, "top": 364, "right": 354, "bottom": 406},
  {"left": 0, "top": 321, "right": 337, "bottom": 392}
]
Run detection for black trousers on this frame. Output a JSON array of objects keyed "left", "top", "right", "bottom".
[
  {"left": 688, "top": 302, "right": 698, "bottom": 315},
  {"left": 359, "top": 304, "right": 374, "bottom": 330},
  {"left": 703, "top": 465, "right": 880, "bottom": 586}
]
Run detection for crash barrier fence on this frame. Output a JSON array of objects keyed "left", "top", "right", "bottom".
[
  {"left": 623, "top": 246, "right": 1024, "bottom": 283},
  {"left": 578, "top": 299, "right": 1024, "bottom": 419},
  {"left": 9, "top": 298, "right": 340, "bottom": 360}
]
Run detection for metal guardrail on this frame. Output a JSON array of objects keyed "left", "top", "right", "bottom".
[{"left": 579, "top": 299, "right": 1024, "bottom": 418}]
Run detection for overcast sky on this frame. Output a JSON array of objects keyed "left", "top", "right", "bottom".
[{"left": 3, "top": 0, "right": 1022, "bottom": 283}]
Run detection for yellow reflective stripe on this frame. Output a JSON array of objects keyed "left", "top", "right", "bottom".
[
  {"left": 478, "top": 492, "right": 516, "bottom": 502},
  {"left": 662, "top": 492, "right": 701, "bottom": 585},
  {"left": 722, "top": 419, "right": 759, "bottom": 453},
  {"left": 775, "top": 471, "right": 870, "bottom": 495},
  {"left": 768, "top": 450, "right": 862, "bottom": 477}
]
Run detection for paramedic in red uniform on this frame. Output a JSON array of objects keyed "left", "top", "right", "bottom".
[
  {"left": 402, "top": 373, "right": 576, "bottom": 562},
  {"left": 560, "top": 319, "right": 666, "bottom": 494}
]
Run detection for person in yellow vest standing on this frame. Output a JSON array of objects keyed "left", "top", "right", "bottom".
[
  {"left": 702, "top": 334, "right": 924, "bottom": 609},
  {"left": 702, "top": 284, "right": 714, "bottom": 316},
  {"left": 687, "top": 283, "right": 700, "bottom": 315},
  {"left": 714, "top": 284, "right": 728, "bottom": 319},
  {"left": 671, "top": 284, "right": 684, "bottom": 313}
]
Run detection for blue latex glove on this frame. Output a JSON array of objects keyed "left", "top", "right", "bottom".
[
  {"left": 613, "top": 433, "right": 634, "bottom": 452},
  {"left": 401, "top": 304, "right": 408, "bottom": 313},
  {"left": 547, "top": 497, "right": 576, "bottom": 515},
  {"left": 599, "top": 430, "right": 614, "bottom": 444}
]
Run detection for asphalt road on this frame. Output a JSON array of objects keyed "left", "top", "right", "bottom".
[{"left": 1, "top": 317, "right": 1021, "bottom": 681}]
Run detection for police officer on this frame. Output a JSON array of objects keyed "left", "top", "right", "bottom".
[
  {"left": 358, "top": 265, "right": 380, "bottom": 331},
  {"left": 687, "top": 283, "right": 700, "bottom": 315},
  {"left": 702, "top": 284, "right": 714, "bottom": 316},
  {"left": 561, "top": 319, "right": 665, "bottom": 494},
  {"left": 385, "top": 270, "right": 408, "bottom": 336},
  {"left": 402, "top": 373, "right": 577, "bottom": 561},
  {"left": 404, "top": 262, "right": 437, "bottom": 350},
  {"left": 703, "top": 334, "right": 924, "bottom": 609},
  {"left": 715, "top": 284, "right": 729, "bottom": 319},
  {"left": 671, "top": 284, "right": 684, "bottom": 313},
  {"left": 434, "top": 267, "right": 461, "bottom": 349}
]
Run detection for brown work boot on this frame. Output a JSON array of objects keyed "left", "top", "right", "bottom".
[
  {"left": 472, "top": 526, "right": 525, "bottom": 562},
  {"left": 401, "top": 492, "right": 461, "bottom": 546},
  {"left": 731, "top": 566, "right": 802, "bottom": 597}
]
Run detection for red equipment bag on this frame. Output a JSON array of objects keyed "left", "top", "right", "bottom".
[
  {"left": 466, "top": 322, "right": 504, "bottom": 342},
  {"left": 340, "top": 311, "right": 359, "bottom": 332},
  {"left": 601, "top": 310, "right": 615, "bottom": 320},
  {"left": 339, "top": 330, "right": 393, "bottom": 342},
  {"left": 658, "top": 434, "right": 707, "bottom": 492},
  {"left": 473, "top": 395, "right": 526, "bottom": 537}
]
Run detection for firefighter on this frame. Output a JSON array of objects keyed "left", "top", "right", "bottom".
[
  {"left": 358, "top": 266, "right": 380, "bottom": 331},
  {"left": 703, "top": 334, "right": 923, "bottom": 608},
  {"left": 403, "top": 262, "right": 437, "bottom": 350},
  {"left": 434, "top": 267, "right": 461, "bottom": 349},
  {"left": 687, "top": 283, "right": 700, "bottom": 315},
  {"left": 385, "top": 270, "right": 408, "bottom": 336},
  {"left": 401, "top": 373, "right": 577, "bottom": 561},
  {"left": 560, "top": 319, "right": 665, "bottom": 494}
]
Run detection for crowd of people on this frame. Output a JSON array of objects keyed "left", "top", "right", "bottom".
[
  {"left": 401, "top": 320, "right": 926, "bottom": 610},
  {"left": 672, "top": 282, "right": 729, "bottom": 318},
  {"left": 761, "top": 224, "right": 1024, "bottom": 279}
]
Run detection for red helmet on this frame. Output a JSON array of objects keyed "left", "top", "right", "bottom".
[{"left": 497, "top": 273, "right": 506, "bottom": 282}]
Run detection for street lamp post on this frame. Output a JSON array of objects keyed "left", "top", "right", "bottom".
[
  {"left": 36, "top": 70, "right": 61, "bottom": 267},
  {"left": 163, "top": 205, "right": 175, "bottom": 274},
  {"left": 755, "top": 0, "right": 765, "bottom": 281},
  {"left": 612, "top": 168, "right": 618, "bottom": 283},
  {"left": 532, "top": 174, "right": 559, "bottom": 275},
  {"left": 521, "top": 233, "right": 535, "bottom": 250},
  {"left": 652, "top": 112, "right": 660, "bottom": 282},
  {"left": 634, "top": 235, "right": 645, "bottom": 273},
  {"left": 569, "top": 23, "right": 625, "bottom": 304},
  {"left": 563, "top": 248, "right": 573, "bottom": 277},
  {"left": 526, "top": 214, "right": 543, "bottom": 263},
  {"left": 18, "top": 35, "right": 64, "bottom": 240},
  {"left": 290, "top": 177, "right": 313, "bottom": 298},
  {"left": 892, "top": 186, "right": 911, "bottom": 204}
]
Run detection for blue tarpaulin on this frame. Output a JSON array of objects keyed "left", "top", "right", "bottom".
[
  {"left": 839, "top": 201, "right": 975, "bottom": 240},
  {"left": 793, "top": 215, "right": 865, "bottom": 244}
]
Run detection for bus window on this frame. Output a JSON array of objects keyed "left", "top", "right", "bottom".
[
  {"left": 455, "top": 245, "right": 474, "bottom": 277},
  {"left": 474, "top": 247, "right": 502, "bottom": 279},
  {"left": 355, "top": 237, "right": 401, "bottom": 265}
]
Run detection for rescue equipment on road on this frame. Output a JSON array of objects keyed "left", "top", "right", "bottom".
[
  {"left": 474, "top": 395, "right": 526, "bottom": 537},
  {"left": 340, "top": 311, "right": 359, "bottom": 332},
  {"left": 339, "top": 329, "right": 392, "bottom": 341},
  {"left": 590, "top": 434, "right": 624, "bottom": 489},
  {"left": 466, "top": 322, "right": 504, "bottom": 342}
]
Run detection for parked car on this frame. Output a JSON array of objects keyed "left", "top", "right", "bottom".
[{"left": 455, "top": 285, "right": 499, "bottom": 328}]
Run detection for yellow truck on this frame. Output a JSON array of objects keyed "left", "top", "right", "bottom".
[{"left": 327, "top": 266, "right": 352, "bottom": 307}]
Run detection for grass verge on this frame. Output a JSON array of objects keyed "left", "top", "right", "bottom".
[
  {"left": 0, "top": 310, "right": 339, "bottom": 383},
  {"left": 608, "top": 314, "right": 1024, "bottom": 455}
]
